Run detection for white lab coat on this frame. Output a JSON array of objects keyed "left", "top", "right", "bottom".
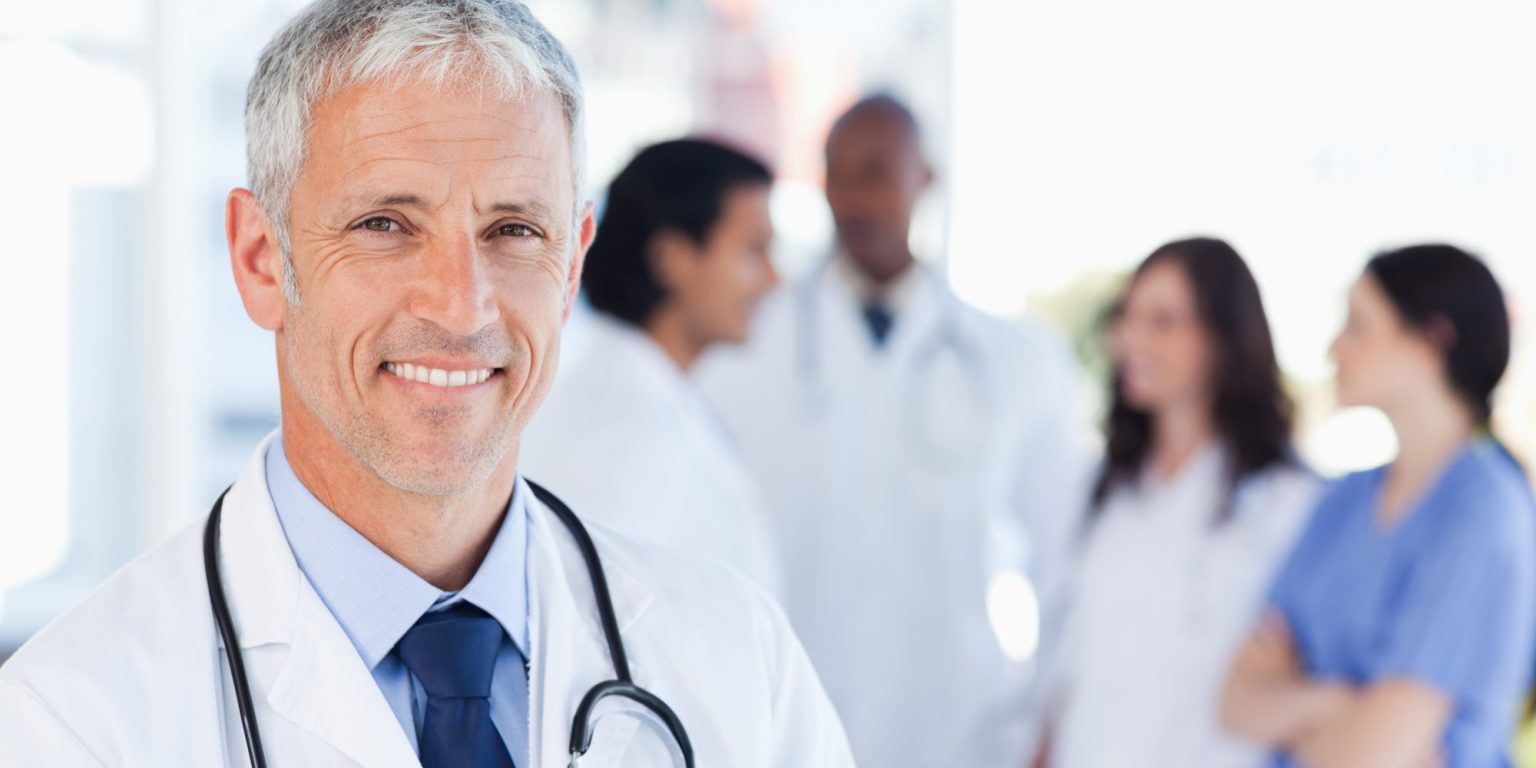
[
  {"left": 521, "top": 313, "right": 785, "bottom": 601},
  {"left": 0, "top": 435, "right": 854, "bottom": 767},
  {"left": 698, "top": 260, "right": 1092, "bottom": 768},
  {"left": 1049, "top": 446, "right": 1319, "bottom": 768}
]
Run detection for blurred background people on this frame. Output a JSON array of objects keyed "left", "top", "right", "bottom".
[
  {"left": 1033, "top": 238, "right": 1320, "bottom": 768},
  {"left": 1222, "top": 244, "right": 1536, "bottom": 767},
  {"left": 521, "top": 138, "right": 786, "bottom": 599},
  {"left": 698, "top": 94, "right": 1090, "bottom": 767}
]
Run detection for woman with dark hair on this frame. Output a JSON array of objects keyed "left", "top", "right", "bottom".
[
  {"left": 1035, "top": 238, "right": 1320, "bottom": 768},
  {"left": 521, "top": 138, "right": 787, "bottom": 599},
  {"left": 1221, "top": 244, "right": 1536, "bottom": 767}
]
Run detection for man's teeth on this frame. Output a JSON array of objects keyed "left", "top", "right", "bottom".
[{"left": 384, "top": 363, "right": 494, "bottom": 388}]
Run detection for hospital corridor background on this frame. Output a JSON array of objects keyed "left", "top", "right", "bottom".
[{"left": 4, "top": 0, "right": 1536, "bottom": 765}]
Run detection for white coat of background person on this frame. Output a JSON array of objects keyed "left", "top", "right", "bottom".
[
  {"left": 698, "top": 95, "right": 1093, "bottom": 768},
  {"left": 0, "top": 2, "right": 856, "bottom": 766},
  {"left": 521, "top": 138, "right": 786, "bottom": 601},
  {"left": 1033, "top": 239, "right": 1320, "bottom": 768}
]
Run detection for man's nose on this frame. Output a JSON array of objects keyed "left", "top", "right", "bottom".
[
  {"left": 763, "top": 259, "right": 782, "bottom": 291},
  {"left": 830, "top": 186, "right": 878, "bottom": 219},
  {"left": 409, "top": 234, "right": 500, "bottom": 337}
]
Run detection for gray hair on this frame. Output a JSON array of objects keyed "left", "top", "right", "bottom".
[{"left": 246, "top": 0, "right": 586, "bottom": 302}]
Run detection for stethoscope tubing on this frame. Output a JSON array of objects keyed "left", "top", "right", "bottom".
[{"left": 203, "top": 489, "right": 268, "bottom": 768}]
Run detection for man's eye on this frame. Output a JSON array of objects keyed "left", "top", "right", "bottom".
[
  {"left": 360, "top": 217, "right": 398, "bottom": 232},
  {"left": 498, "top": 223, "right": 537, "bottom": 238}
]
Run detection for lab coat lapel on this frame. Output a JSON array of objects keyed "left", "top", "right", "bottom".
[
  {"left": 263, "top": 585, "right": 421, "bottom": 767},
  {"left": 526, "top": 490, "right": 655, "bottom": 768},
  {"left": 218, "top": 434, "right": 419, "bottom": 768},
  {"left": 814, "top": 260, "right": 874, "bottom": 373}
]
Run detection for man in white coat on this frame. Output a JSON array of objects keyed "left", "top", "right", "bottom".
[
  {"left": 522, "top": 139, "right": 785, "bottom": 601},
  {"left": 0, "top": 2, "right": 855, "bottom": 766},
  {"left": 698, "top": 95, "right": 1091, "bottom": 767}
]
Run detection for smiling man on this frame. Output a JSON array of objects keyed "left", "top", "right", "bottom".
[{"left": 0, "top": 2, "right": 854, "bottom": 766}]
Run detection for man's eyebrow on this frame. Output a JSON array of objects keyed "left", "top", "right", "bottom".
[
  {"left": 485, "top": 200, "right": 558, "bottom": 220},
  {"left": 342, "top": 192, "right": 428, "bottom": 209},
  {"left": 378, "top": 193, "right": 426, "bottom": 207},
  {"left": 339, "top": 194, "right": 560, "bottom": 221}
]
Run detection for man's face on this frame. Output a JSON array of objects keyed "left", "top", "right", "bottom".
[
  {"left": 664, "top": 184, "right": 778, "bottom": 346},
  {"left": 272, "top": 78, "right": 588, "bottom": 495},
  {"left": 823, "top": 111, "right": 930, "bottom": 281}
]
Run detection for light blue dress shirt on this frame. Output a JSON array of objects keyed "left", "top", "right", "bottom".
[
  {"left": 1268, "top": 440, "right": 1536, "bottom": 768},
  {"left": 265, "top": 437, "right": 531, "bottom": 765}
]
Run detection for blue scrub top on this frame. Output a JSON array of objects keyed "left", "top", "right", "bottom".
[{"left": 1268, "top": 440, "right": 1536, "bottom": 767}]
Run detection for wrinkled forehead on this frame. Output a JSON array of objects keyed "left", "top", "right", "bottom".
[{"left": 302, "top": 76, "right": 576, "bottom": 211}]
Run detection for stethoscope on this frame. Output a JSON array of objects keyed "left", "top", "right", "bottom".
[
  {"left": 202, "top": 481, "right": 694, "bottom": 768},
  {"left": 793, "top": 258, "right": 995, "bottom": 463}
]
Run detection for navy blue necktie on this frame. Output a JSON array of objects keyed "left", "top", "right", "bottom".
[
  {"left": 396, "top": 604, "right": 517, "bottom": 768},
  {"left": 862, "top": 300, "right": 896, "bottom": 347}
]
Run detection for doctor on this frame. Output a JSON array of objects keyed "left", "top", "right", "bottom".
[
  {"left": 522, "top": 139, "right": 785, "bottom": 601},
  {"left": 1034, "top": 238, "right": 1320, "bottom": 768},
  {"left": 698, "top": 95, "right": 1091, "bottom": 767},
  {"left": 0, "top": 1, "right": 855, "bottom": 766}
]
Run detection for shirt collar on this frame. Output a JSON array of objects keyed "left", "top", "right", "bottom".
[
  {"left": 453, "top": 477, "right": 531, "bottom": 654},
  {"left": 265, "top": 435, "right": 530, "bottom": 669},
  {"left": 833, "top": 251, "right": 923, "bottom": 314}
]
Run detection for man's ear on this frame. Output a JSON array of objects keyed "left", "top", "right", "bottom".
[
  {"left": 227, "top": 188, "right": 287, "bottom": 331},
  {"left": 562, "top": 201, "right": 596, "bottom": 323},
  {"left": 1422, "top": 314, "right": 1459, "bottom": 357},
  {"left": 647, "top": 229, "right": 696, "bottom": 294}
]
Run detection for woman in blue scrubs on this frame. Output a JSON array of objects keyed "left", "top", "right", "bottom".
[{"left": 1220, "top": 244, "right": 1536, "bottom": 767}]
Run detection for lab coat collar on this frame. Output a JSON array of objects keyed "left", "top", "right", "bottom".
[
  {"left": 583, "top": 313, "right": 693, "bottom": 402},
  {"left": 218, "top": 431, "right": 303, "bottom": 651},
  {"left": 580, "top": 313, "right": 726, "bottom": 440},
  {"left": 1135, "top": 441, "right": 1227, "bottom": 498},
  {"left": 819, "top": 254, "right": 943, "bottom": 356},
  {"left": 216, "top": 432, "right": 419, "bottom": 766}
]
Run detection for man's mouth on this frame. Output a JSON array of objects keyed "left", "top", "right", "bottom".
[{"left": 382, "top": 362, "right": 498, "bottom": 389}]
